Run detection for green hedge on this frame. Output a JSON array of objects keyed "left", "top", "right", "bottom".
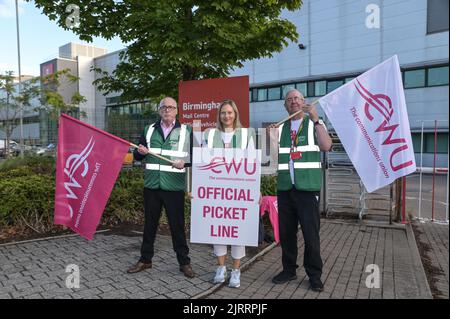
[
  {"left": 0, "top": 156, "right": 278, "bottom": 232},
  {"left": 261, "top": 175, "right": 277, "bottom": 196},
  {"left": 103, "top": 168, "right": 144, "bottom": 224},
  {"left": 0, "top": 173, "right": 55, "bottom": 229},
  {"left": 0, "top": 155, "right": 55, "bottom": 175}
]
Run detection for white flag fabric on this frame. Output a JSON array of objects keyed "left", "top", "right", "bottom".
[{"left": 319, "top": 55, "right": 416, "bottom": 193}]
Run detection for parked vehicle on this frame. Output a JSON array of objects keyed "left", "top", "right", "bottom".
[
  {"left": 0, "top": 140, "right": 18, "bottom": 158},
  {"left": 35, "top": 143, "right": 56, "bottom": 156}
]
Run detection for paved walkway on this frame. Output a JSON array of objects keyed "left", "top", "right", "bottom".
[
  {"left": 412, "top": 221, "right": 449, "bottom": 299},
  {"left": 0, "top": 220, "right": 435, "bottom": 299},
  {"left": 0, "top": 231, "right": 225, "bottom": 299},
  {"left": 206, "top": 220, "right": 432, "bottom": 299}
]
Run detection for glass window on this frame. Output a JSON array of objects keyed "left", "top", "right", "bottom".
[
  {"left": 425, "top": 133, "right": 434, "bottom": 153},
  {"left": 307, "top": 82, "right": 315, "bottom": 97},
  {"left": 404, "top": 69, "right": 425, "bottom": 88},
  {"left": 411, "top": 133, "right": 423, "bottom": 153},
  {"left": 345, "top": 77, "right": 355, "bottom": 83},
  {"left": 106, "top": 96, "right": 120, "bottom": 105},
  {"left": 428, "top": 66, "right": 449, "bottom": 86},
  {"left": 257, "top": 88, "right": 267, "bottom": 101},
  {"left": 427, "top": 0, "right": 449, "bottom": 34},
  {"left": 249, "top": 90, "right": 252, "bottom": 102},
  {"left": 252, "top": 89, "right": 258, "bottom": 102},
  {"left": 267, "top": 87, "right": 281, "bottom": 100},
  {"left": 315, "top": 81, "right": 326, "bottom": 96},
  {"left": 296, "top": 83, "right": 308, "bottom": 97},
  {"left": 282, "top": 84, "right": 296, "bottom": 98},
  {"left": 425, "top": 133, "right": 449, "bottom": 153},
  {"left": 327, "top": 80, "right": 344, "bottom": 93},
  {"left": 437, "top": 133, "right": 449, "bottom": 153}
]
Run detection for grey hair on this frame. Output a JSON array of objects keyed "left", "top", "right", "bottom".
[
  {"left": 284, "top": 88, "right": 304, "bottom": 100},
  {"left": 159, "top": 96, "right": 177, "bottom": 108},
  {"left": 284, "top": 89, "right": 304, "bottom": 106}
]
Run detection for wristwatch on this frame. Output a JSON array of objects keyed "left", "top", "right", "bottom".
[{"left": 314, "top": 119, "right": 324, "bottom": 126}]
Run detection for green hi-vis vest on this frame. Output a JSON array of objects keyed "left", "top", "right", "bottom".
[
  {"left": 143, "top": 123, "right": 191, "bottom": 191},
  {"left": 277, "top": 116, "right": 322, "bottom": 192},
  {"left": 205, "top": 127, "right": 255, "bottom": 149}
]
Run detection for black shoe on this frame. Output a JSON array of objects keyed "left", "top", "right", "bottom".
[
  {"left": 310, "top": 278, "right": 324, "bottom": 292},
  {"left": 272, "top": 271, "right": 297, "bottom": 284}
]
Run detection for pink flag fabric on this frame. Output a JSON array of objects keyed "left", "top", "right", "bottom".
[
  {"left": 54, "top": 114, "right": 130, "bottom": 240},
  {"left": 260, "top": 196, "right": 280, "bottom": 243}
]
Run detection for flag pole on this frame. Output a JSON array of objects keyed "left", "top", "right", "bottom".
[
  {"left": 275, "top": 99, "right": 320, "bottom": 126},
  {"left": 129, "top": 143, "right": 175, "bottom": 164}
]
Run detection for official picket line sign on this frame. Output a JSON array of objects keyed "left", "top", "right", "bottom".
[
  {"left": 190, "top": 147, "right": 261, "bottom": 247},
  {"left": 178, "top": 75, "right": 250, "bottom": 130},
  {"left": 319, "top": 55, "right": 416, "bottom": 193}
]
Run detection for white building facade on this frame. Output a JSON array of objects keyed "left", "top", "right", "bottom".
[{"left": 3, "top": 0, "right": 447, "bottom": 166}]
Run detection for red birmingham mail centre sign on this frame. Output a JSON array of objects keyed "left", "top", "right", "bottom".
[{"left": 178, "top": 75, "right": 250, "bottom": 130}]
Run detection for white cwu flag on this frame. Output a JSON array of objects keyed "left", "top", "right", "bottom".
[{"left": 319, "top": 55, "right": 416, "bottom": 193}]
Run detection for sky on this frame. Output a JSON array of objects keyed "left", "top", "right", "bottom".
[{"left": 0, "top": 0, "right": 126, "bottom": 76}]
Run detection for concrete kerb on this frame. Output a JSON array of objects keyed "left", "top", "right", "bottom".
[
  {"left": 324, "top": 218, "right": 407, "bottom": 230},
  {"left": 413, "top": 217, "right": 449, "bottom": 225},
  {"left": 363, "top": 221, "right": 407, "bottom": 230},
  {"left": 192, "top": 241, "right": 278, "bottom": 299},
  {"left": 0, "top": 229, "right": 111, "bottom": 247},
  {"left": 405, "top": 223, "right": 433, "bottom": 299}
]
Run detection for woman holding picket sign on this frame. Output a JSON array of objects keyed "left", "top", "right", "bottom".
[{"left": 202, "top": 99, "right": 256, "bottom": 288}]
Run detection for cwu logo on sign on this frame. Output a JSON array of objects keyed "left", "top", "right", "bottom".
[{"left": 197, "top": 156, "right": 256, "bottom": 175}]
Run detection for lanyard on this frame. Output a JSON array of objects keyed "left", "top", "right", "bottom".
[{"left": 290, "top": 119, "right": 304, "bottom": 147}]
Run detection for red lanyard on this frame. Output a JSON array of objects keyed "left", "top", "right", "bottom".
[{"left": 290, "top": 120, "right": 304, "bottom": 148}]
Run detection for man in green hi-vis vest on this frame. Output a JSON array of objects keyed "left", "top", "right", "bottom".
[
  {"left": 268, "top": 89, "right": 332, "bottom": 292},
  {"left": 127, "top": 97, "right": 195, "bottom": 278}
]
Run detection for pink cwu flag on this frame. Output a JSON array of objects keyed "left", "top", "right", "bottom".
[
  {"left": 319, "top": 55, "right": 416, "bottom": 193},
  {"left": 54, "top": 114, "right": 130, "bottom": 240}
]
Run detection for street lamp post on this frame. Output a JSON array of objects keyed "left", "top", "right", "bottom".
[{"left": 15, "top": 0, "right": 24, "bottom": 157}]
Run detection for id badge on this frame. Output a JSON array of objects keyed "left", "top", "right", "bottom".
[{"left": 290, "top": 151, "right": 302, "bottom": 160}]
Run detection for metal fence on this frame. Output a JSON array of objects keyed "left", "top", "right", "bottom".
[{"left": 324, "top": 131, "right": 395, "bottom": 223}]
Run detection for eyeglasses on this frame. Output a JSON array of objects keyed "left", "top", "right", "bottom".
[
  {"left": 286, "top": 96, "right": 304, "bottom": 103},
  {"left": 159, "top": 105, "right": 177, "bottom": 111}
]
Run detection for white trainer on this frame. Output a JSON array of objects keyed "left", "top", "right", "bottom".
[
  {"left": 213, "top": 266, "right": 227, "bottom": 284},
  {"left": 228, "top": 269, "right": 241, "bottom": 288}
]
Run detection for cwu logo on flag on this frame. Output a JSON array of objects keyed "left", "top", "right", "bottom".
[
  {"left": 354, "top": 79, "right": 414, "bottom": 172},
  {"left": 63, "top": 137, "right": 95, "bottom": 218}
]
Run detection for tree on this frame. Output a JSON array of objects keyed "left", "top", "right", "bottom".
[
  {"left": 0, "top": 70, "right": 86, "bottom": 157},
  {"left": 0, "top": 72, "right": 19, "bottom": 155},
  {"left": 0, "top": 72, "right": 42, "bottom": 156},
  {"left": 31, "top": 0, "right": 303, "bottom": 101},
  {"left": 35, "top": 69, "right": 87, "bottom": 118}
]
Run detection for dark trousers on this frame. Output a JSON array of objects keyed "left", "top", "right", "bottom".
[
  {"left": 278, "top": 189, "right": 323, "bottom": 280},
  {"left": 140, "top": 188, "right": 190, "bottom": 266}
]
